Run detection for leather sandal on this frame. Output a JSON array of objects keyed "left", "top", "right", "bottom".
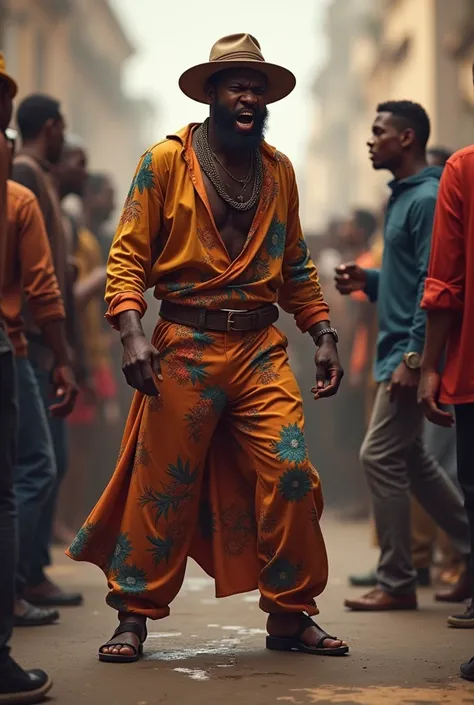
[
  {"left": 266, "top": 614, "right": 349, "bottom": 656},
  {"left": 98, "top": 621, "right": 147, "bottom": 663}
]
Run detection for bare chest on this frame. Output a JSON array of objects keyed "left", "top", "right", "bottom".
[{"left": 201, "top": 172, "right": 257, "bottom": 261}]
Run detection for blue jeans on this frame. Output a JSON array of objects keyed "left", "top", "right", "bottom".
[
  {"left": 27, "top": 363, "right": 68, "bottom": 586},
  {"left": 13, "top": 358, "right": 56, "bottom": 595},
  {"left": 0, "top": 332, "right": 17, "bottom": 664}
]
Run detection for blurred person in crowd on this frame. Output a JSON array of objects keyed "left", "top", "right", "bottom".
[
  {"left": 84, "top": 172, "right": 116, "bottom": 263},
  {"left": 11, "top": 94, "right": 83, "bottom": 609},
  {"left": 4, "top": 126, "right": 79, "bottom": 628},
  {"left": 68, "top": 33, "right": 347, "bottom": 662},
  {"left": 411, "top": 146, "right": 461, "bottom": 587},
  {"left": 0, "top": 51, "right": 53, "bottom": 705},
  {"left": 349, "top": 155, "right": 460, "bottom": 589},
  {"left": 339, "top": 209, "right": 378, "bottom": 520},
  {"left": 50, "top": 136, "right": 96, "bottom": 535},
  {"left": 64, "top": 168, "right": 120, "bottom": 526},
  {"left": 336, "top": 101, "right": 470, "bottom": 612},
  {"left": 419, "top": 67, "right": 474, "bottom": 676},
  {"left": 427, "top": 146, "right": 452, "bottom": 168}
]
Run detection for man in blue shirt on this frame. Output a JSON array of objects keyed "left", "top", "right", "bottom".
[{"left": 335, "top": 101, "right": 470, "bottom": 611}]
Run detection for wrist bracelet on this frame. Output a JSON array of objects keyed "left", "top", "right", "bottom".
[{"left": 312, "top": 327, "right": 339, "bottom": 345}]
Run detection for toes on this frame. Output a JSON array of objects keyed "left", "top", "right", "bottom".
[{"left": 323, "top": 638, "right": 346, "bottom": 649}]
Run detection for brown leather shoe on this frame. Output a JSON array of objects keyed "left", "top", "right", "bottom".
[
  {"left": 435, "top": 568, "right": 472, "bottom": 603},
  {"left": 344, "top": 588, "right": 417, "bottom": 611}
]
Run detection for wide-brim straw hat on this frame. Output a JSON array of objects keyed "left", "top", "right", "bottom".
[
  {"left": 0, "top": 52, "right": 18, "bottom": 98},
  {"left": 179, "top": 33, "right": 296, "bottom": 105}
]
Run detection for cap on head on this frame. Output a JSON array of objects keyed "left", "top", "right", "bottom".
[{"left": 179, "top": 33, "right": 296, "bottom": 105}]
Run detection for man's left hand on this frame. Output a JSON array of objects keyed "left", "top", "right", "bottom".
[
  {"left": 388, "top": 361, "right": 419, "bottom": 402},
  {"left": 312, "top": 340, "right": 344, "bottom": 400}
]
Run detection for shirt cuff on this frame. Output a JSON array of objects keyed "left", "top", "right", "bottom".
[
  {"left": 33, "top": 304, "right": 66, "bottom": 327},
  {"left": 105, "top": 292, "right": 148, "bottom": 330},
  {"left": 363, "top": 269, "right": 379, "bottom": 303},
  {"left": 421, "top": 277, "right": 464, "bottom": 312},
  {"left": 406, "top": 337, "right": 424, "bottom": 355},
  {"left": 295, "top": 306, "right": 330, "bottom": 333}
]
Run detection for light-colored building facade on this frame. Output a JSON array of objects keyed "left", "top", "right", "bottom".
[
  {"left": 0, "top": 0, "right": 155, "bottom": 206},
  {"left": 305, "top": 0, "right": 474, "bottom": 229}
]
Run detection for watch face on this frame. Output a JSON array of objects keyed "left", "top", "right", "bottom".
[{"left": 406, "top": 353, "right": 421, "bottom": 369}]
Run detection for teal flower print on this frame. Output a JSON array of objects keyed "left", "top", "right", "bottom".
[
  {"left": 192, "top": 331, "right": 214, "bottom": 347},
  {"left": 265, "top": 217, "right": 286, "bottom": 260},
  {"left": 134, "top": 152, "right": 155, "bottom": 193},
  {"left": 146, "top": 534, "right": 174, "bottom": 567},
  {"left": 278, "top": 467, "right": 312, "bottom": 502},
  {"left": 116, "top": 564, "right": 148, "bottom": 594},
  {"left": 186, "top": 361, "right": 210, "bottom": 386},
  {"left": 139, "top": 457, "right": 199, "bottom": 523},
  {"left": 263, "top": 558, "right": 300, "bottom": 591},
  {"left": 110, "top": 532, "right": 133, "bottom": 573},
  {"left": 186, "top": 386, "right": 227, "bottom": 443},
  {"left": 68, "top": 522, "right": 97, "bottom": 558},
  {"left": 271, "top": 423, "right": 307, "bottom": 464},
  {"left": 287, "top": 238, "right": 311, "bottom": 283},
  {"left": 201, "top": 385, "right": 227, "bottom": 410},
  {"left": 250, "top": 346, "right": 279, "bottom": 385}
]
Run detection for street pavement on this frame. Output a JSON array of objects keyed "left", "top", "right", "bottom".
[{"left": 10, "top": 517, "right": 474, "bottom": 705}]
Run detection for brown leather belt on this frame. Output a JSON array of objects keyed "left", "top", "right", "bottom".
[{"left": 160, "top": 300, "right": 279, "bottom": 332}]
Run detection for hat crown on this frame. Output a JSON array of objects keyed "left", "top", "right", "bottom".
[{"left": 209, "top": 33, "right": 265, "bottom": 64}]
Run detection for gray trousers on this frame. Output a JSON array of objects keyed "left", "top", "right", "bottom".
[{"left": 360, "top": 383, "right": 470, "bottom": 595}]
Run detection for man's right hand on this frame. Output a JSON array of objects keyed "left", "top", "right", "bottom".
[
  {"left": 334, "top": 263, "right": 367, "bottom": 295},
  {"left": 122, "top": 333, "right": 162, "bottom": 396},
  {"left": 418, "top": 368, "right": 455, "bottom": 427}
]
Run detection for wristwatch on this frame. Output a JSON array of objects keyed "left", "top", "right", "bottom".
[
  {"left": 403, "top": 352, "right": 421, "bottom": 370},
  {"left": 313, "top": 327, "right": 339, "bottom": 346}
]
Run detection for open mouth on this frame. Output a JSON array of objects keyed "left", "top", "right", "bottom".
[{"left": 235, "top": 111, "right": 255, "bottom": 131}]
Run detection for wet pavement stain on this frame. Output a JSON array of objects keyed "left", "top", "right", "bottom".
[{"left": 279, "top": 685, "right": 474, "bottom": 705}]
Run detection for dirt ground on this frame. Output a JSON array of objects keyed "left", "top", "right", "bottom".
[{"left": 10, "top": 517, "right": 474, "bottom": 705}]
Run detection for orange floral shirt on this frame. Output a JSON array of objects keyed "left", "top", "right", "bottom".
[{"left": 106, "top": 124, "right": 329, "bottom": 333}]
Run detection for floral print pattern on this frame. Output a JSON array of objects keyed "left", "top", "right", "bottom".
[
  {"left": 271, "top": 423, "right": 307, "bottom": 464},
  {"left": 278, "top": 467, "right": 312, "bottom": 502}
]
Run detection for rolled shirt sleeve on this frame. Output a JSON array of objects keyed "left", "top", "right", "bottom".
[
  {"left": 278, "top": 166, "right": 330, "bottom": 332},
  {"left": 105, "top": 149, "right": 165, "bottom": 329},
  {"left": 405, "top": 190, "right": 438, "bottom": 353},
  {"left": 421, "top": 163, "right": 465, "bottom": 313}
]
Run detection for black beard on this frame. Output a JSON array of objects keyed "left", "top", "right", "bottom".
[{"left": 211, "top": 100, "right": 268, "bottom": 151}]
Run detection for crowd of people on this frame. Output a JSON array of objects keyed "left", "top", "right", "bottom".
[
  {"left": 0, "top": 53, "right": 124, "bottom": 702},
  {"left": 1, "top": 29, "right": 474, "bottom": 702}
]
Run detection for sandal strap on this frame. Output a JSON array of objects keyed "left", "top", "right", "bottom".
[
  {"left": 294, "top": 615, "right": 317, "bottom": 640},
  {"left": 295, "top": 616, "right": 337, "bottom": 646},
  {"left": 112, "top": 621, "right": 147, "bottom": 643}
]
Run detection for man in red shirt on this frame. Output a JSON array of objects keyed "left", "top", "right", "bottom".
[{"left": 420, "top": 82, "right": 474, "bottom": 681}]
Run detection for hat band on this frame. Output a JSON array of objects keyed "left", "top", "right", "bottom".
[{"left": 213, "top": 50, "right": 264, "bottom": 63}]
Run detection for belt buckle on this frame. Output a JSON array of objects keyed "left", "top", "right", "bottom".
[{"left": 226, "top": 311, "right": 236, "bottom": 332}]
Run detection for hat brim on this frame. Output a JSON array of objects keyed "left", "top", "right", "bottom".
[
  {"left": 179, "top": 60, "right": 296, "bottom": 105},
  {"left": 0, "top": 73, "right": 18, "bottom": 98}
]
